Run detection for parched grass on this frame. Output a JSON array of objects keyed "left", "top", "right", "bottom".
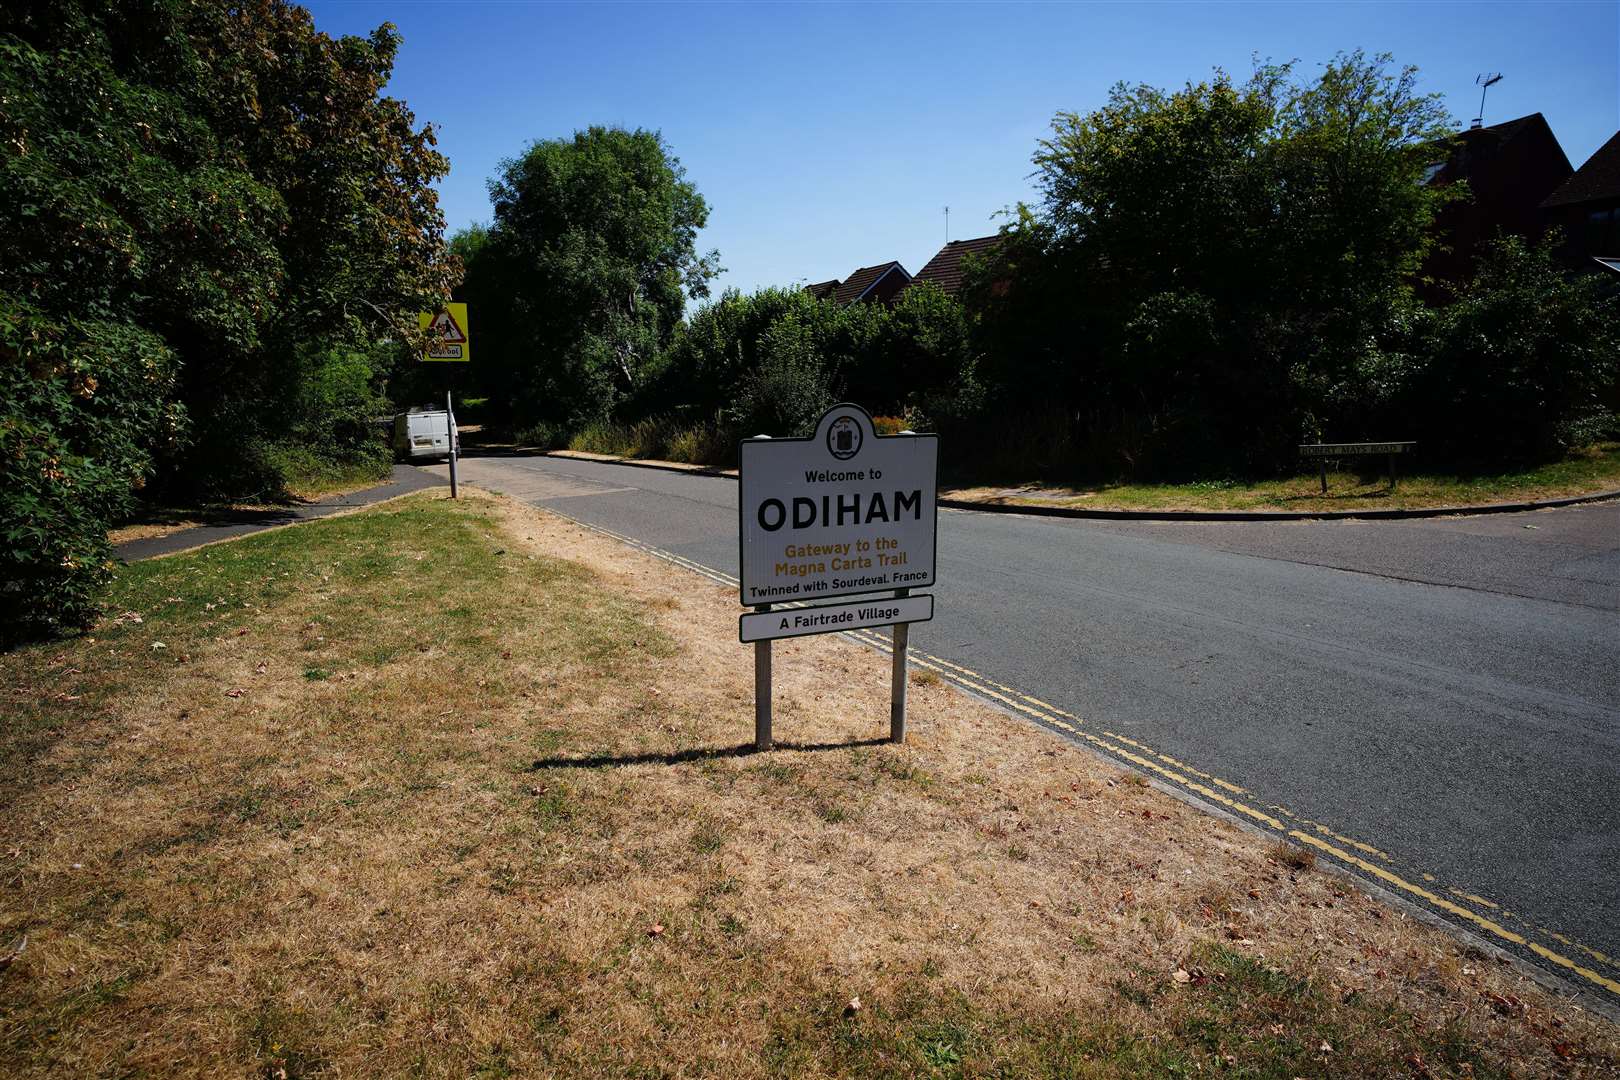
[
  {"left": 2, "top": 490, "right": 1615, "bottom": 1077},
  {"left": 945, "top": 442, "right": 1620, "bottom": 513},
  {"left": 569, "top": 416, "right": 733, "bottom": 467},
  {"left": 263, "top": 444, "right": 393, "bottom": 502}
]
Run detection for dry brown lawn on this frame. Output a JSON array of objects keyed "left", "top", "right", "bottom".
[{"left": 3, "top": 489, "right": 1616, "bottom": 1078}]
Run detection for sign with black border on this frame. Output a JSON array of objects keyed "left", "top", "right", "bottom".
[
  {"left": 739, "top": 593, "right": 934, "bottom": 643},
  {"left": 738, "top": 404, "right": 939, "bottom": 607}
]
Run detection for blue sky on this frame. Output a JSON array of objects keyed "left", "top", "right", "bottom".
[{"left": 304, "top": 1, "right": 1618, "bottom": 297}]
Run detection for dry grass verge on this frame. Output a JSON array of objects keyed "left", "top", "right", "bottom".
[{"left": 3, "top": 490, "right": 1616, "bottom": 1077}]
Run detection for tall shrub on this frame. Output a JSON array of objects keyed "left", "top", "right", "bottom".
[
  {"left": 1, "top": 302, "right": 183, "bottom": 639},
  {"left": 1412, "top": 236, "right": 1619, "bottom": 464},
  {"left": 970, "top": 51, "right": 1457, "bottom": 477}
]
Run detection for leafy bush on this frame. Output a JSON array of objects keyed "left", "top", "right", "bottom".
[
  {"left": 728, "top": 315, "right": 835, "bottom": 438},
  {"left": 2, "top": 2, "right": 453, "bottom": 641},
  {"left": 1, "top": 299, "right": 183, "bottom": 641},
  {"left": 513, "top": 421, "right": 568, "bottom": 450},
  {"left": 1409, "top": 236, "right": 1619, "bottom": 465},
  {"left": 969, "top": 51, "right": 1458, "bottom": 478}
]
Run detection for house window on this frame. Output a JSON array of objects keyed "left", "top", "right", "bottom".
[{"left": 1587, "top": 207, "right": 1620, "bottom": 255}]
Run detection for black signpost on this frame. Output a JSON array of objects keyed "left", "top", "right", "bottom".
[{"left": 1299, "top": 441, "right": 1416, "bottom": 494}]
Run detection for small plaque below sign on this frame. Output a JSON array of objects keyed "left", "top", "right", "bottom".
[{"left": 739, "top": 594, "right": 933, "bottom": 644}]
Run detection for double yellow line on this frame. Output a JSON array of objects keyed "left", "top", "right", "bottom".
[{"left": 547, "top": 509, "right": 1620, "bottom": 999}]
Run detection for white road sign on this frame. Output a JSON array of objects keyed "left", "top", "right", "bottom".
[
  {"left": 738, "top": 404, "right": 938, "bottom": 606},
  {"left": 739, "top": 594, "right": 934, "bottom": 643}
]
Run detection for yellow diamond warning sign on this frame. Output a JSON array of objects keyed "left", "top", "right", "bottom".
[{"left": 419, "top": 303, "right": 471, "bottom": 362}]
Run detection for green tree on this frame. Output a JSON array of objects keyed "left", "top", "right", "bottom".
[
  {"left": 1, "top": 0, "right": 452, "bottom": 636},
  {"left": 1, "top": 0, "right": 453, "bottom": 497},
  {"left": 972, "top": 51, "right": 1457, "bottom": 476},
  {"left": 1411, "top": 236, "right": 1619, "bottom": 464},
  {"left": 653, "top": 287, "right": 818, "bottom": 419},
  {"left": 474, "top": 127, "right": 721, "bottom": 429}
]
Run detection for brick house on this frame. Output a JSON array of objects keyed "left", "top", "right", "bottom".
[
  {"left": 832, "top": 261, "right": 912, "bottom": 305},
  {"left": 1423, "top": 113, "right": 1573, "bottom": 289},
  {"left": 1541, "top": 128, "right": 1620, "bottom": 277},
  {"left": 907, "top": 235, "right": 1002, "bottom": 297}
]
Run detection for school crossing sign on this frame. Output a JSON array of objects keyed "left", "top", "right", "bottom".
[
  {"left": 739, "top": 404, "right": 938, "bottom": 609},
  {"left": 418, "top": 303, "right": 471, "bottom": 362}
]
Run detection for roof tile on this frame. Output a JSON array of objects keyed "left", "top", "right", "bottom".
[
  {"left": 1543, "top": 129, "right": 1620, "bottom": 208},
  {"left": 833, "top": 262, "right": 910, "bottom": 305},
  {"left": 908, "top": 235, "right": 1001, "bottom": 296}
]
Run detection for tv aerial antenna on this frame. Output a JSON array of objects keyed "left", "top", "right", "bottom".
[
  {"left": 943, "top": 205, "right": 950, "bottom": 243},
  {"left": 1472, "top": 73, "right": 1502, "bottom": 129}
]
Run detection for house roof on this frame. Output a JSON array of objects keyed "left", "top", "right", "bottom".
[
  {"left": 1543, "top": 128, "right": 1620, "bottom": 209},
  {"left": 1427, "top": 113, "right": 1568, "bottom": 185},
  {"left": 803, "top": 279, "right": 841, "bottom": 301},
  {"left": 909, "top": 235, "right": 1001, "bottom": 295},
  {"left": 833, "top": 262, "right": 910, "bottom": 305}
]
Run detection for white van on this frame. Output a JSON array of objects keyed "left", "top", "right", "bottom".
[{"left": 393, "top": 409, "right": 458, "bottom": 461}]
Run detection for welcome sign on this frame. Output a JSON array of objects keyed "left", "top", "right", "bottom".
[{"left": 738, "top": 405, "right": 938, "bottom": 608}]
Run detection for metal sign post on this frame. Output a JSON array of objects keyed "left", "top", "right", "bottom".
[
  {"left": 890, "top": 588, "right": 910, "bottom": 743},
  {"left": 736, "top": 405, "right": 939, "bottom": 747},
  {"left": 446, "top": 389, "right": 459, "bottom": 499},
  {"left": 754, "top": 604, "right": 772, "bottom": 750},
  {"left": 418, "top": 303, "right": 470, "bottom": 501}
]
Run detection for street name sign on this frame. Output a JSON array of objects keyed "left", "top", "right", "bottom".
[
  {"left": 738, "top": 405, "right": 938, "bottom": 606},
  {"left": 419, "top": 303, "right": 471, "bottom": 362},
  {"left": 1298, "top": 441, "right": 1414, "bottom": 457},
  {"left": 739, "top": 593, "right": 933, "bottom": 643},
  {"left": 1298, "top": 440, "right": 1416, "bottom": 493}
]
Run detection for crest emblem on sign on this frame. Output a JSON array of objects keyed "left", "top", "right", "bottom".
[{"left": 827, "top": 417, "right": 862, "bottom": 460}]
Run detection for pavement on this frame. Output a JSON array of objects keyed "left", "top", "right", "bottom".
[
  {"left": 428, "top": 448, "right": 1620, "bottom": 1003},
  {"left": 113, "top": 464, "right": 445, "bottom": 562}
]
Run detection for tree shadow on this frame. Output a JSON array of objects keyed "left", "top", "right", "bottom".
[{"left": 527, "top": 736, "right": 891, "bottom": 771}]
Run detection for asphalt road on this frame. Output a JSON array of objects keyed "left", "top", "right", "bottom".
[{"left": 441, "top": 450, "right": 1620, "bottom": 1000}]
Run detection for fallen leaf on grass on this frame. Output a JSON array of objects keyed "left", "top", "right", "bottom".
[
  {"left": 1483, "top": 990, "right": 1525, "bottom": 1017},
  {"left": 647, "top": 923, "right": 664, "bottom": 937},
  {"left": 225, "top": 688, "right": 245, "bottom": 698},
  {"left": 1172, "top": 969, "right": 1191, "bottom": 984},
  {"left": 843, "top": 995, "right": 862, "bottom": 1017}
]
